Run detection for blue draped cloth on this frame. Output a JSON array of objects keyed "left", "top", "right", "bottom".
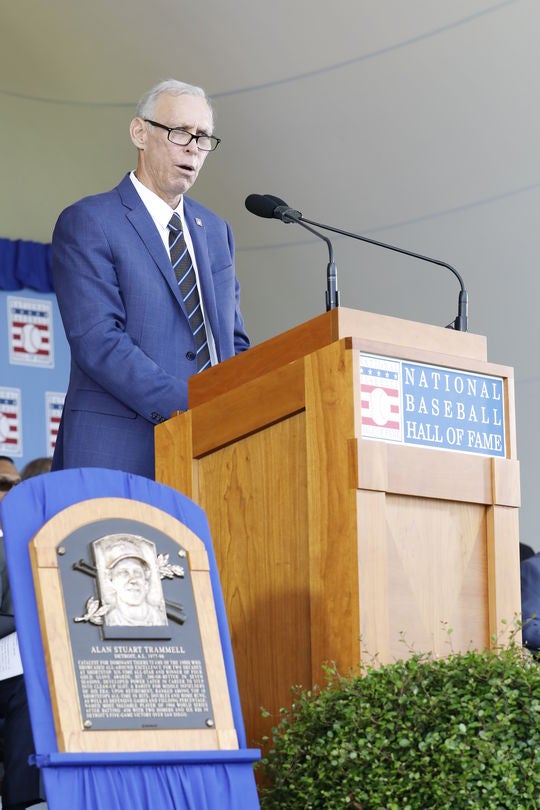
[
  {"left": 0, "top": 468, "right": 260, "bottom": 810},
  {"left": 0, "top": 237, "right": 53, "bottom": 291}
]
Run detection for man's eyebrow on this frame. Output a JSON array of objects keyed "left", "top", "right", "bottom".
[{"left": 172, "top": 124, "right": 212, "bottom": 136}]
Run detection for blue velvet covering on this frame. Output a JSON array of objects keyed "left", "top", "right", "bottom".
[
  {"left": 0, "top": 237, "right": 53, "bottom": 291},
  {"left": 0, "top": 468, "right": 260, "bottom": 809}
]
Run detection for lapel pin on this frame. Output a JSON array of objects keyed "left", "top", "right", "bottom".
[{"left": 195, "top": 217, "right": 203, "bottom": 227}]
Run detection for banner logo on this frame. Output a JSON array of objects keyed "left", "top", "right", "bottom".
[
  {"left": 8, "top": 296, "right": 54, "bottom": 367},
  {"left": 46, "top": 392, "right": 65, "bottom": 455},
  {"left": 0, "top": 388, "right": 23, "bottom": 457}
]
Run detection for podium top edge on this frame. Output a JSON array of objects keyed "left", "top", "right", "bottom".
[{"left": 188, "top": 307, "right": 488, "bottom": 408}]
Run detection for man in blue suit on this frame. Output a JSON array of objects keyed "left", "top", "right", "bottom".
[{"left": 52, "top": 79, "right": 250, "bottom": 479}]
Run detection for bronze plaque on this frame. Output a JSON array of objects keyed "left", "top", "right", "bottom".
[{"left": 59, "top": 517, "right": 212, "bottom": 731}]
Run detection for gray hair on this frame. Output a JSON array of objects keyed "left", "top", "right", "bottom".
[{"left": 136, "top": 79, "right": 214, "bottom": 128}]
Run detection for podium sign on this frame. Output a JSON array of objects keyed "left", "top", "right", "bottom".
[
  {"left": 30, "top": 497, "right": 239, "bottom": 753},
  {"left": 360, "top": 352, "right": 506, "bottom": 456}
]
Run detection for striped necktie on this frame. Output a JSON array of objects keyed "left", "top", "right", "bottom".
[{"left": 168, "top": 212, "right": 211, "bottom": 373}]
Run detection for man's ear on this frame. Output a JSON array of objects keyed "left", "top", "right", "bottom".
[{"left": 130, "top": 116, "right": 147, "bottom": 149}]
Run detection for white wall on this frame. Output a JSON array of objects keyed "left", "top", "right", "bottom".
[{"left": 1, "top": 0, "right": 538, "bottom": 547}]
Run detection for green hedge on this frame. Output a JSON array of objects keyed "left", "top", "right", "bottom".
[{"left": 258, "top": 646, "right": 540, "bottom": 809}]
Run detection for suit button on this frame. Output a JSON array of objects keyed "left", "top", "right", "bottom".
[{"left": 186, "top": 351, "right": 196, "bottom": 361}]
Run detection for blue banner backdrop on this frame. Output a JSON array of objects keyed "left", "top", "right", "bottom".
[
  {"left": 0, "top": 237, "right": 53, "bottom": 292},
  {"left": 0, "top": 237, "right": 69, "bottom": 469}
]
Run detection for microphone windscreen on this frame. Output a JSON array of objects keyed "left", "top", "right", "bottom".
[
  {"left": 264, "top": 193, "right": 289, "bottom": 208},
  {"left": 245, "top": 194, "right": 276, "bottom": 218}
]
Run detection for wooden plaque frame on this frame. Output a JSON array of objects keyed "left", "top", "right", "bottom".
[{"left": 29, "top": 496, "right": 238, "bottom": 753}]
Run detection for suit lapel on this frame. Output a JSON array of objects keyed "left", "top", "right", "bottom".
[
  {"left": 184, "top": 200, "right": 221, "bottom": 358},
  {"left": 117, "top": 175, "right": 186, "bottom": 311},
  {"left": 116, "top": 176, "right": 220, "bottom": 354}
]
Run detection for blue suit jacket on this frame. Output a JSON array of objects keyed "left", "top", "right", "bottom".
[
  {"left": 521, "top": 553, "right": 540, "bottom": 652},
  {"left": 51, "top": 174, "right": 249, "bottom": 479}
]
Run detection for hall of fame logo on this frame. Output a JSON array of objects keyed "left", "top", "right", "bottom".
[
  {"left": 7, "top": 296, "right": 54, "bottom": 367},
  {"left": 360, "top": 355, "right": 403, "bottom": 442},
  {"left": 45, "top": 391, "right": 65, "bottom": 454},
  {"left": 0, "top": 388, "right": 22, "bottom": 456}
]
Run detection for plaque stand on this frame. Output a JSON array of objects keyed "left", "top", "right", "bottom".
[{"left": 1, "top": 468, "right": 260, "bottom": 809}]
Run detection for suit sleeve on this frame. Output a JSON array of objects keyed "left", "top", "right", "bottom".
[
  {"left": 226, "top": 221, "right": 250, "bottom": 356},
  {"left": 52, "top": 203, "right": 188, "bottom": 423}
]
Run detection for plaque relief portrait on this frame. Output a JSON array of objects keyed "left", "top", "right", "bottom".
[{"left": 93, "top": 534, "right": 168, "bottom": 627}]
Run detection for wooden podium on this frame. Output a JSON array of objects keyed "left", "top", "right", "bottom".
[{"left": 155, "top": 308, "right": 521, "bottom": 748}]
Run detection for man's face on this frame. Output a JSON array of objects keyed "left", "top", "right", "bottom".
[
  {"left": 131, "top": 93, "right": 213, "bottom": 206},
  {"left": 110, "top": 557, "right": 149, "bottom": 607},
  {"left": 0, "top": 459, "right": 21, "bottom": 503}
]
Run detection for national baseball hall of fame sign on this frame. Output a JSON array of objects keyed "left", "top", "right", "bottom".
[
  {"left": 29, "top": 498, "right": 239, "bottom": 753},
  {"left": 360, "top": 353, "right": 506, "bottom": 458}
]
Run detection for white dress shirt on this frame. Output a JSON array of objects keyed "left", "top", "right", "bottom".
[{"left": 129, "top": 171, "right": 217, "bottom": 365}]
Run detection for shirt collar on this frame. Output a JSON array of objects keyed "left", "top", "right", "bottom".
[{"left": 130, "top": 171, "right": 185, "bottom": 230}]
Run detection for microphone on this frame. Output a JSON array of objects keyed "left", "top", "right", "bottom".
[
  {"left": 246, "top": 193, "right": 468, "bottom": 332},
  {"left": 245, "top": 193, "right": 302, "bottom": 224},
  {"left": 245, "top": 194, "right": 340, "bottom": 310}
]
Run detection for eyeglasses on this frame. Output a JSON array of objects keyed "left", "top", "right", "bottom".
[
  {"left": 144, "top": 119, "right": 221, "bottom": 152},
  {"left": 0, "top": 477, "right": 20, "bottom": 492}
]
